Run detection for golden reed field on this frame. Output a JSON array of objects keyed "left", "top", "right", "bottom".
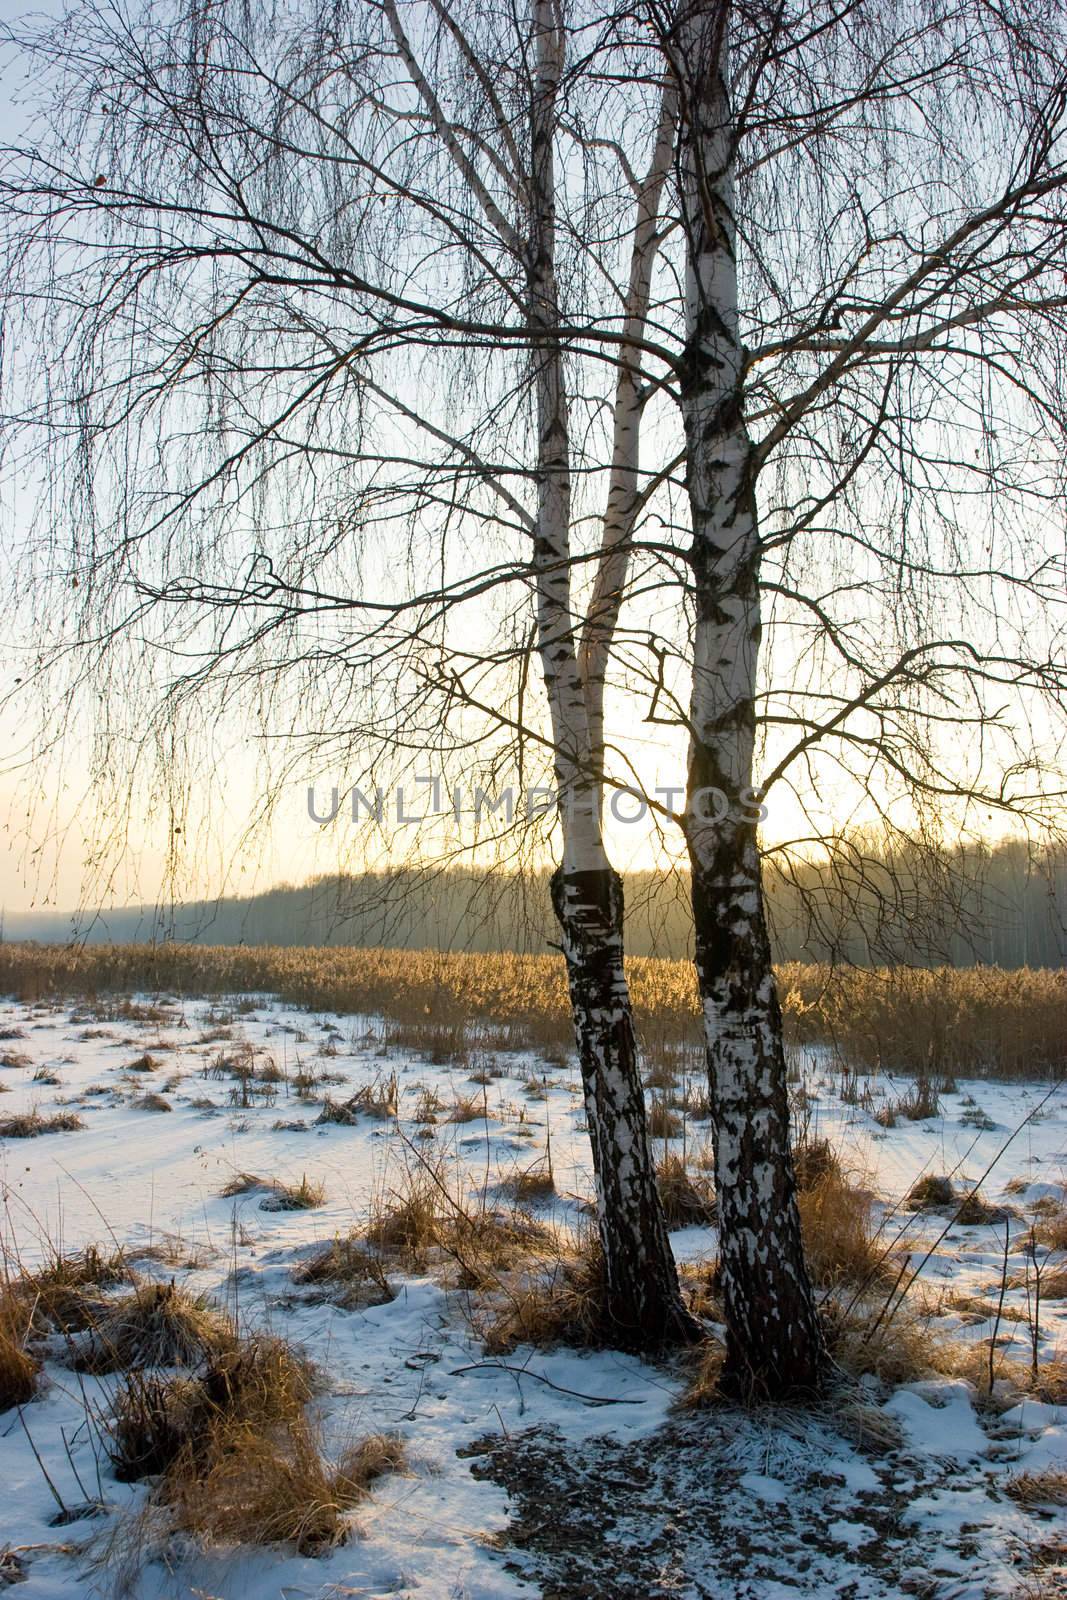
[{"left": 0, "top": 942, "right": 1063, "bottom": 1079}]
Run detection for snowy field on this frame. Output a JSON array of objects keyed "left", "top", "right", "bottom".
[{"left": 0, "top": 989, "right": 1064, "bottom": 1599}]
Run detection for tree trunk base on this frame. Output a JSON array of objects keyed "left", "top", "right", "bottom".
[
  {"left": 550, "top": 863, "right": 702, "bottom": 1353},
  {"left": 689, "top": 840, "right": 829, "bottom": 1398}
]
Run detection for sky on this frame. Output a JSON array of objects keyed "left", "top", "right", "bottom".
[{"left": 0, "top": 0, "right": 1060, "bottom": 919}]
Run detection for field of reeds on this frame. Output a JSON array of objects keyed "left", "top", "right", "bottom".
[{"left": 0, "top": 941, "right": 1063, "bottom": 1079}]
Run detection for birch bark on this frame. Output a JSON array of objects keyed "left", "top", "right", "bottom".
[
  {"left": 529, "top": 0, "right": 696, "bottom": 1349},
  {"left": 674, "top": 0, "right": 826, "bottom": 1395},
  {"left": 579, "top": 82, "right": 677, "bottom": 794}
]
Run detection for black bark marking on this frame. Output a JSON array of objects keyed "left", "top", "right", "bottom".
[{"left": 550, "top": 864, "right": 701, "bottom": 1352}]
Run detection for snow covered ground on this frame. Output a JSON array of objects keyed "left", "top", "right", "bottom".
[{"left": 0, "top": 990, "right": 1064, "bottom": 1599}]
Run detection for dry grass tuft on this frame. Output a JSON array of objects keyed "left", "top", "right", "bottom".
[
  {"left": 412, "top": 1086, "right": 442, "bottom": 1123},
  {"left": 259, "top": 1174, "right": 326, "bottom": 1211},
  {"left": 646, "top": 1099, "right": 682, "bottom": 1139},
  {"left": 222, "top": 1172, "right": 326, "bottom": 1210},
  {"left": 681, "top": 1082, "right": 711, "bottom": 1120},
  {"left": 1029, "top": 1359, "right": 1067, "bottom": 1405},
  {"left": 77, "top": 1281, "right": 234, "bottom": 1372},
  {"left": 825, "top": 1301, "right": 1062, "bottom": 1407},
  {"left": 165, "top": 1416, "right": 404, "bottom": 1553},
  {"left": 444, "top": 1208, "right": 555, "bottom": 1288},
  {"left": 831, "top": 1396, "right": 905, "bottom": 1451},
  {"left": 792, "top": 1136, "right": 841, "bottom": 1192},
  {"left": 820, "top": 1298, "right": 948, "bottom": 1386},
  {"left": 953, "top": 1190, "right": 1009, "bottom": 1225},
  {"left": 107, "top": 1330, "right": 398, "bottom": 1556},
  {"left": 1006, "top": 1470, "right": 1067, "bottom": 1507},
  {"left": 483, "top": 1233, "right": 608, "bottom": 1353},
  {"left": 292, "top": 1238, "right": 394, "bottom": 1309},
  {"left": 363, "top": 1162, "right": 553, "bottom": 1282},
  {"left": 132, "top": 1092, "right": 172, "bottom": 1113},
  {"left": 906, "top": 1174, "right": 956, "bottom": 1210},
  {"left": 314, "top": 1095, "right": 359, "bottom": 1125},
  {"left": 656, "top": 1154, "right": 716, "bottom": 1229},
  {"left": 312, "top": 1077, "right": 399, "bottom": 1124},
  {"left": 496, "top": 1160, "right": 555, "bottom": 1203},
  {"left": 109, "top": 1334, "right": 314, "bottom": 1481},
  {"left": 0, "top": 1286, "right": 39, "bottom": 1411},
  {"left": 0, "top": 1109, "right": 84, "bottom": 1138},
  {"left": 126, "top": 1053, "right": 160, "bottom": 1073},
  {"left": 677, "top": 1258, "right": 722, "bottom": 1322},
  {"left": 332, "top": 1432, "right": 407, "bottom": 1498},
  {"left": 1034, "top": 1207, "right": 1067, "bottom": 1251},
  {"left": 446, "top": 1093, "right": 485, "bottom": 1124},
  {"left": 798, "top": 1171, "right": 895, "bottom": 1287},
  {"left": 364, "top": 1173, "right": 442, "bottom": 1265},
  {"left": 678, "top": 1338, "right": 727, "bottom": 1408},
  {"left": 16, "top": 1244, "right": 132, "bottom": 1335},
  {"left": 347, "top": 1074, "right": 399, "bottom": 1119},
  {"left": 220, "top": 1171, "right": 266, "bottom": 1197},
  {"left": 947, "top": 1291, "right": 1025, "bottom": 1323}
]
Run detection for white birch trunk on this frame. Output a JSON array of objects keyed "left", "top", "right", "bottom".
[
  {"left": 578, "top": 82, "right": 677, "bottom": 793},
  {"left": 675, "top": 0, "right": 826, "bottom": 1394},
  {"left": 527, "top": 0, "right": 695, "bottom": 1349}
]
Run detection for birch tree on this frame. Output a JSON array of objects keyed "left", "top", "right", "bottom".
[
  {"left": 5, "top": 0, "right": 1067, "bottom": 1399},
  {"left": 657, "top": 0, "right": 1067, "bottom": 1394},
  {"left": 0, "top": 0, "right": 696, "bottom": 1348}
]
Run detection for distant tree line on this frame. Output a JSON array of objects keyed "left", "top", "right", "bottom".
[{"left": 7, "top": 838, "right": 1064, "bottom": 968}]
